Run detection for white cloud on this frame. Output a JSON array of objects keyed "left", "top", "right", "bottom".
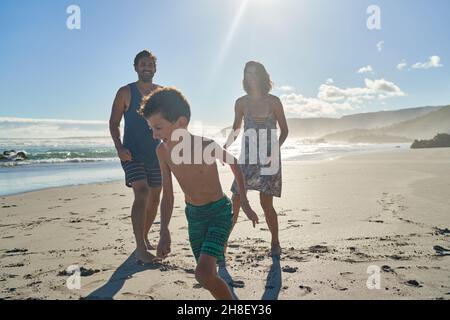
[
  {"left": 377, "top": 41, "right": 384, "bottom": 52},
  {"left": 412, "top": 56, "right": 443, "bottom": 69},
  {"left": 357, "top": 65, "right": 374, "bottom": 74},
  {"left": 397, "top": 61, "right": 407, "bottom": 71},
  {"left": 325, "top": 78, "right": 334, "bottom": 84},
  {"left": 281, "top": 78, "right": 405, "bottom": 118},
  {"left": 281, "top": 93, "right": 353, "bottom": 118},
  {"left": 364, "top": 78, "right": 405, "bottom": 96}
]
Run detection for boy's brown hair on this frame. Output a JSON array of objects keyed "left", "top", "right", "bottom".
[{"left": 139, "top": 87, "right": 191, "bottom": 123}]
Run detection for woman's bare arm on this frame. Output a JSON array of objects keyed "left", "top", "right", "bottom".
[
  {"left": 224, "top": 99, "right": 244, "bottom": 149},
  {"left": 272, "top": 96, "right": 289, "bottom": 147}
]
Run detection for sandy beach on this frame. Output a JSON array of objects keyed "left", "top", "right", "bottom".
[{"left": 1, "top": 148, "right": 449, "bottom": 300}]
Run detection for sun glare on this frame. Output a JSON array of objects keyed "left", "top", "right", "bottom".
[{"left": 208, "top": 0, "right": 250, "bottom": 84}]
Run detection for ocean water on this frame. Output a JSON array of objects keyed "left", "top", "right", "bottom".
[
  {"left": 0, "top": 137, "right": 122, "bottom": 196},
  {"left": 0, "top": 136, "right": 409, "bottom": 196}
]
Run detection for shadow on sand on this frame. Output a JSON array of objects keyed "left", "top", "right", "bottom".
[
  {"left": 83, "top": 252, "right": 161, "bottom": 300},
  {"left": 218, "top": 264, "right": 241, "bottom": 300},
  {"left": 261, "top": 256, "right": 282, "bottom": 300},
  {"left": 218, "top": 255, "right": 282, "bottom": 300},
  {"left": 84, "top": 253, "right": 282, "bottom": 300}
]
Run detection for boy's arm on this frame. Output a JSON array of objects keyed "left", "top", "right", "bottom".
[
  {"left": 156, "top": 145, "right": 174, "bottom": 259},
  {"left": 213, "top": 143, "right": 259, "bottom": 227}
]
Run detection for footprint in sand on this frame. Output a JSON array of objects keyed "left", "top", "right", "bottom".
[
  {"left": 405, "top": 280, "right": 422, "bottom": 288},
  {"left": 389, "top": 254, "right": 410, "bottom": 261},
  {"left": 286, "top": 224, "right": 302, "bottom": 230},
  {"left": 58, "top": 267, "right": 101, "bottom": 277},
  {"left": 282, "top": 266, "right": 298, "bottom": 273},
  {"left": 4, "top": 263, "right": 25, "bottom": 268},
  {"left": 299, "top": 285, "right": 312, "bottom": 295},
  {"left": 184, "top": 268, "right": 195, "bottom": 274},
  {"left": 59, "top": 198, "right": 77, "bottom": 202},
  {"left": 433, "top": 245, "right": 450, "bottom": 256},
  {"left": 433, "top": 227, "right": 450, "bottom": 235},
  {"left": 327, "top": 280, "right": 348, "bottom": 291},
  {"left": 26, "top": 281, "right": 42, "bottom": 287},
  {"left": 5, "top": 248, "right": 28, "bottom": 254},
  {"left": 308, "top": 245, "right": 329, "bottom": 254},
  {"left": 229, "top": 280, "right": 245, "bottom": 288},
  {"left": 381, "top": 265, "right": 396, "bottom": 274}
]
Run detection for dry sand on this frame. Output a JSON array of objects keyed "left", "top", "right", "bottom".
[{"left": 1, "top": 148, "right": 449, "bottom": 300}]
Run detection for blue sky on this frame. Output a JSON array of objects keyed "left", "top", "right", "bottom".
[{"left": 0, "top": 0, "right": 449, "bottom": 127}]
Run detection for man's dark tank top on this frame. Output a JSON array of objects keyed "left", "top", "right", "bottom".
[{"left": 122, "top": 82, "right": 160, "bottom": 167}]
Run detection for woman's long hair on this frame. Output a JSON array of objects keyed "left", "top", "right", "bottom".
[{"left": 243, "top": 61, "right": 273, "bottom": 95}]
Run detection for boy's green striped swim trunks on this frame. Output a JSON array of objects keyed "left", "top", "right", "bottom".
[{"left": 185, "top": 195, "right": 233, "bottom": 263}]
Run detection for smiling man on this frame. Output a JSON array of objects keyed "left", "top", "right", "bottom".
[{"left": 109, "top": 50, "right": 162, "bottom": 264}]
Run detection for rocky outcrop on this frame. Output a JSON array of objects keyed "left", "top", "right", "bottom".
[{"left": 411, "top": 133, "right": 450, "bottom": 149}]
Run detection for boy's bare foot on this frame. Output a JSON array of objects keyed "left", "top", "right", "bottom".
[
  {"left": 135, "top": 249, "right": 156, "bottom": 264},
  {"left": 269, "top": 244, "right": 282, "bottom": 257}
]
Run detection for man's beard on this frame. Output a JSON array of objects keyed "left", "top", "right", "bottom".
[{"left": 141, "top": 74, "right": 153, "bottom": 83}]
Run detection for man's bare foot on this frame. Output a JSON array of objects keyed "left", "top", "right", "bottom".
[
  {"left": 135, "top": 249, "right": 156, "bottom": 264},
  {"left": 269, "top": 244, "right": 282, "bottom": 257}
]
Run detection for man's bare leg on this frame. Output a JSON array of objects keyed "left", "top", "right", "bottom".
[
  {"left": 143, "top": 186, "right": 161, "bottom": 250},
  {"left": 195, "top": 254, "right": 233, "bottom": 300},
  {"left": 260, "top": 193, "right": 281, "bottom": 256},
  {"left": 130, "top": 180, "right": 154, "bottom": 263}
]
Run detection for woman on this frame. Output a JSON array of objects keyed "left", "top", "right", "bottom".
[{"left": 224, "top": 61, "right": 289, "bottom": 256}]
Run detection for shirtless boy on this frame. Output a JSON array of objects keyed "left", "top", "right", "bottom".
[{"left": 139, "top": 87, "right": 259, "bottom": 299}]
